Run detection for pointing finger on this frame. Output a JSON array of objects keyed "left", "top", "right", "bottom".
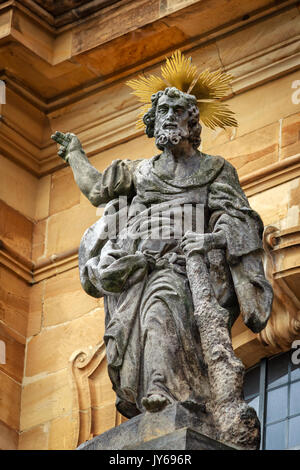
[
  {"left": 54, "top": 131, "right": 65, "bottom": 139},
  {"left": 51, "top": 135, "right": 66, "bottom": 145}
]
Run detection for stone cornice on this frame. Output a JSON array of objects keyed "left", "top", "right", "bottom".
[
  {"left": 0, "top": 240, "right": 33, "bottom": 283},
  {"left": 1, "top": 7, "right": 299, "bottom": 112},
  {"left": 0, "top": 116, "right": 41, "bottom": 176},
  {"left": 0, "top": 0, "right": 204, "bottom": 59},
  {"left": 0, "top": 240, "right": 78, "bottom": 284},
  {"left": 14, "top": 0, "right": 124, "bottom": 30},
  {"left": 33, "top": 248, "right": 79, "bottom": 283},
  {"left": 1, "top": 35, "right": 300, "bottom": 177},
  {"left": 270, "top": 225, "right": 300, "bottom": 282},
  {"left": 20, "top": 36, "right": 300, "bottom": 111},
  {"left": 0, "top": 0, "right": 299, "bottom": 178},
  {"left": 241, "top": 153, "right": 300, "bottom": 197},
  {"left": 7, "top": 0, "right": 297, "bottom": 40}
]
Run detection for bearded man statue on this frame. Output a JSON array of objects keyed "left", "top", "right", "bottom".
[{"left": 52, "top": 69, "right": 273, "bottom": 450}]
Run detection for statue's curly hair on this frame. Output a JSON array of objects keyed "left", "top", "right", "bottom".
[{"left": 143, "top": 87, "right": 202, "bottom": 149}]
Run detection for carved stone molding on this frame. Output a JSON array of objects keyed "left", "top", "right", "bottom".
[
  {"left": 29, "top": 0, "right": 122, "bottom": 28},
  {"left": 241, "top": 154, "right": 300, "bottom": 197},
  {"left": 0, "top": 240, "right": 33, "bottom": 283},
  {"left": 0, "top": 1, "right": 299, "bottom": 176},
  {"left": 258, "top": 225, "right": 300, "bottom": 351},
  {"left": 33, "top": 248, "right": 79, "bottom": 283},
  {"left": 69, "top": 341, "right": 124, "bottom": 448},
  {"left": 0, "top": 240, "right": 78, "bottom": 284}
]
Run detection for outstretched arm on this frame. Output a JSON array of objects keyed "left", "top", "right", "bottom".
[{"left": 51, "top": 131, "right": 103, "bottom": 207}]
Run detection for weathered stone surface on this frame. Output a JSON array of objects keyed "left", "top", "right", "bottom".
[
  {"left": 50, "top": 166, "right": 81, "bottom": 216},
  {"left": 0, "top": 199, "right": 33, "bottom": 259},
  {"left": 91, "top": 403, "right": 117, "bottom": 436},
  {"left": 32, "top": 220, "right": 47, "bottom": 263},
  {"left": 20, "top": 369, "right": 73, "bottom": 430},
  {"left": 0, "top": 322, "right": 25, "bottom": 382},
  {"left": 249, "top": 178, "right": 300, "bottom": 228},
  {"left": 27, "top": 282, "right": 44, "bottom": 337},
  {"left": 0, "top": 369, "right": 21, "bottom": 430},
  {"left": 74, "top": 22, "right": 188, "bottom": 78},
  {"left": 46, "top": 202, "right": 98, "bottom": 255},
  {"left": 88, "top": 135, "right": 156, "bottom": 175},
  {"left": 52, "top": 83, "right": 272, "bottom": 450},
  {"left": 281, "top": 112, "right": 300, "bottom": 159},
  {"left": 203, "top": 122, "right": 279, "bottom": 177},
  {"left": 1, "top": 1, "right": 300, "bottom": 453},
  {"left": 0, "top": 419, "right": 18, "bottom": 450},
  {"left": 229, "top": 70, "right": 300, "bottom": 139},
  {"left": 0, "top": 266, "right": 29, "bottom": 337},
  {"left": 43, "top": 268, "right": 99, "bottom": 327},
  {"left": 35, "top": 175, "right": 51, "bottom": 221},
  {"left": 0, "top": 155, "right": 37, "bottom": 221},
  {"left": 217, "top": 8, "right": 300, "bottom": 68},
  {"left": 18, "top": 423, "right": 49, "bottom": 450},
  {"left": 78, "top": 402, "right": 216, "bottom": 450},
  {"left": 25, "top": 308, "right": 104, "bottom": 376},
  {"left": 48, "top": 413, "right": 78, "bottom": 450},
  {"left": 186, "top": 252, "right": 262, "bottom": 449},
  {"left": 125, "top": 428, "right": 234, "bottom": 450}
]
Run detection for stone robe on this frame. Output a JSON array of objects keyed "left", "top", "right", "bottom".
[{"left": 78, "top": 153, "right": 272, "bottom": 418}]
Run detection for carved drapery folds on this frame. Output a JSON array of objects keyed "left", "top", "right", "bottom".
[
  {"left": 259, "top": 225, "right": 300, "bottom": 351},
  {"left": 69, "top": 226, "right": 300, "bottom": 447}
]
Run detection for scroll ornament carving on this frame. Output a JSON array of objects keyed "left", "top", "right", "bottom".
[
  {"left": 259, "top": 225, "right": 300, "bottom": 351},
  {"left": 69, "top": 341, "right": 124, "bottom": 448}
]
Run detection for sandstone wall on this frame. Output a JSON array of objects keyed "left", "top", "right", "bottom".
[{"left": 0, "top": 0, "right": 300, "bottom": 450}]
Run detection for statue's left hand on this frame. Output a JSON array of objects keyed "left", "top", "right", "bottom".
[{"left": 181, "top": 231, "right": 226, "bottom": 257}]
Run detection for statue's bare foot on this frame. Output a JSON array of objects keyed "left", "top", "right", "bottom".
[{"left": 142, "top": 394, "right": 171, "bottom": 412}]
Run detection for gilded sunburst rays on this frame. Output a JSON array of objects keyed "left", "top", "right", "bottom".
[
  {"left": 126, "top": 50, "right": 238, "bottom": 130},
  {"left": 161, "top": 49, "right": 198, "bottom": 93}
]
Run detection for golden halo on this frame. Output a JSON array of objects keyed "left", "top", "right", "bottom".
[{"left": 126, "top": 50, "right": 237, "bottom": 130}]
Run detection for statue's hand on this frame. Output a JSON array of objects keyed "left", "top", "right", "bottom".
[
  {"left": 181, "top": 230, "right": 226, "bottom": 257},
  {"left": 51, "top": 131, "right": 83, "bottom": 163}
]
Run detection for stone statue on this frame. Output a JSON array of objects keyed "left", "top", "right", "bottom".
[{"left": 51, "top": 54, "right": 273, "bottom": 450}]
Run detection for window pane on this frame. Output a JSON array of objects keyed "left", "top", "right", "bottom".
[
  {"left": 267, "top": 353, "right": 289, "bottom": 389},
  {"left": 290, "top": 381, "right": 300, "bottom": 416},
  {"left": 266, "top": 386, "right": 288, "bottom": 423},
  {"left": 291, "top": 362, "right": 300, "bottom": 381},
  {"left": 247, "top": 395, "right": 259, "bottom": 415},
  {"left": 288, "top": 415, "right": 300, "bottom": 449},
  {"left": 244, "top": 366, "right": 260, "bottom": 399},
  {"left": 265, "top": 421, "right": 286, "bottom": 450}
]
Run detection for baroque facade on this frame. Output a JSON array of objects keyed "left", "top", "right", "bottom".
[{"left": 0, "top": 0, "right": 300, "bottom": 450}]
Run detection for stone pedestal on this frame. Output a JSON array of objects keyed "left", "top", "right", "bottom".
[
  {"left": 124, "top": 427, "right": 234, "bottom": 450},
  {"left": 77, "top": 402, "right": 237, "bottom": 450}
]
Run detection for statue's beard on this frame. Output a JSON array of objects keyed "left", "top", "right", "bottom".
[{"left": 154, "top": 127, "right": 189, "bottom": 150}]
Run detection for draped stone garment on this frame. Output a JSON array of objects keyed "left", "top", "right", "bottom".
[{"left": 78, "top": 153, "right": 272, "bottom": 418}]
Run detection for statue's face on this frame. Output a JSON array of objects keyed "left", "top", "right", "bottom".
[{"left": 154, "top": 94, "right": 190, "bottom": 149}]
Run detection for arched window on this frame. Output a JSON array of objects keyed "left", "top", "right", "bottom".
[{"left": 244, "top": 349, "right": 300, "bottom": 450}]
